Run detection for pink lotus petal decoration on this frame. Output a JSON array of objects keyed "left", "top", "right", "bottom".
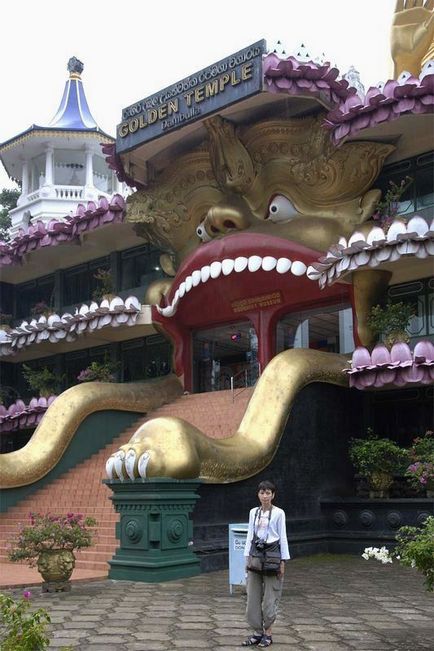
[
  {"left": 0, "top": 193, "right": 127, "bottom": 268},
  {"left": 0, "top": 395, "right": 58, "bottom": 433},
  {"left": 343, "top": 339, "right": 434, "bottom": 390}
]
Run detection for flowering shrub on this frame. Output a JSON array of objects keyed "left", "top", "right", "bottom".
[
  {"left": 77, "top": 359, "right": 118, "bottom": 383},
  {"left": 0, "top": 591, "right": 50, "bottom": 650},
  {"left": 8, "top": 513, "right": 97, "bottom": 566},
  {"left": 406, "top": 461, "right": 434, "bottom": 488},
  {"left": 406, "top": 431, "right": 434, "bottom": 491},
  {"left": 408, "top": 430, "right": 434, "bottom": 463},
  {"left": 30, "top": 301, "right": 51, "bottom": 318},
  {"left": 372, "top": 176, "right": 413, "bottom": 231},
  {"left": 362, "top": 546, "right": 392, "bottom": 564},
  {"left": 362, "top": 516, "right": 434, "bottom": 591},
  {"left": 0, "top": 312, "right": 12, "bottom": 326},
  {"left": 92, "top": 268, "right": 113, "bottom": 301}
]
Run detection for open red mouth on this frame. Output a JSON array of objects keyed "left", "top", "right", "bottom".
[{"left": 158, "top": 232, "right": 322, "bottom": 318}]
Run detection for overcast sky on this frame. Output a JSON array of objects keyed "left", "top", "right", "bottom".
[{"left": 0, "top": 0, "right": 397, "bottom": 189}]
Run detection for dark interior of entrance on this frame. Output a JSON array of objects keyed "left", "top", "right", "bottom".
[{"left": 192, "top": 322, "right": 259, "bottom": 393}]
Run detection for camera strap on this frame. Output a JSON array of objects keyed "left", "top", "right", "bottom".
[{"left": 253, "top": 505, "right": 273, "bottom": 543}]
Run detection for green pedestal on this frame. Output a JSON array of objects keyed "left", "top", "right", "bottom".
[{"left": 104, "top": 478, "right": 201, "bottom": 582}]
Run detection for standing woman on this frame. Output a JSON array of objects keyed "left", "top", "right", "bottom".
[{"left": 242, "top": 480, "right": 290, "bottom": 647}]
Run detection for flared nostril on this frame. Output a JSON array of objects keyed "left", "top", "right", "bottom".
[
  {"left": 210, "top": 225, "right": 220, "bottom": 234},
  {"left": 223, "top": 220, "right": 236, "bottom": 229}
]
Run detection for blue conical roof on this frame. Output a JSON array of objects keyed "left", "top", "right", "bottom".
[{"left": 48, "top": 57, "right": 99, "bottom": 130}]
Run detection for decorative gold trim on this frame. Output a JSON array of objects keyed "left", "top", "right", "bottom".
[
  {"left": 114, "top": 349, "right": 348, "bottom": 482},
  {"left": 0, "top": 130, "right": 114, "bottom": 154},
  {"left": 0, "top": 376, "right": 183, "bottom": 489}
]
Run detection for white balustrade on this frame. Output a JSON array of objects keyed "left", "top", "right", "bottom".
[{"left": 54, "top": 185, "right": 84, "bottom": 199}]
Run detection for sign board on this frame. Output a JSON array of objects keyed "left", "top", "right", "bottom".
[{"left": 116, "top": 40, "right": 266, "bottom": 154}]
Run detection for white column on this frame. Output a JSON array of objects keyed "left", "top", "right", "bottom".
[
  {"left": 294, "top": 319, "right": 309, "bottom": 348},
  {"left": 339, "top": 308, "right": 355, "bottom": 353},
  {"left": 85, "top": 147, "right": 93, "bottom": 187},
  {"left": 31, "top": 163, "right": 36, "bottom": 192},
  {"left": 21, "top": 160, "right": 29, "bottom": 197},
  {"left": 44, "top": 146, "right": 54, "bottom": 186},
  {"left": 39, "top": 145, "right": 56, "bottom": 198},
  {"left": 112, "top": 171, "right": 120, "bottom": 194},
  {"left": 17, "top": 159, "right": 29, "bottom": 204}
]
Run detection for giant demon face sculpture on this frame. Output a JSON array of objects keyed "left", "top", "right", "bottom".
[{"left": 127, "top": 114, "right": 393, "bottom": 303}]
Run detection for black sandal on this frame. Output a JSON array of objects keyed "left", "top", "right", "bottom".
[
  {"left": 241, "top": 634, "right": 262, "bottom": 646},
  {"left": 258, "top": 635, "right": 273, "bottom": 647}
]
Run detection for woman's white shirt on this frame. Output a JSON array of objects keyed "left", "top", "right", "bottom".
[{"left": 243, "top": 505, "right": 290, "bottom": 560}]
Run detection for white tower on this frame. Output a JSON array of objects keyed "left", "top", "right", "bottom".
[{"left": 0, "top": 57, "right": 119, "bottom": 236}]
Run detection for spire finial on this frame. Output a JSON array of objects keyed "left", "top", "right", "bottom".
[{"left": 67, "top": 56, "right": 84, "bottom": 78}]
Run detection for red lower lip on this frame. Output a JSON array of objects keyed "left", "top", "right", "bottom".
[{"left": 166, "top": 232, "right": 320, "bottom": 303}]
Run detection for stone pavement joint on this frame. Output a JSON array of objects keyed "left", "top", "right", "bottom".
[{"left": 1, "top": 555, "right": 433, "bottom": 650}]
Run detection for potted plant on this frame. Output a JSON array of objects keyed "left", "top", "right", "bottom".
[
  {"left": 77, "top": 357, "right": 119, "bottom": 383},
  {"left": 405, "top": 430, "right": 434, "bottom": 497},
  {"left": 8, "top": 512, "right": 96, "bottom": 592},
  {"left": 349, "top": 429, "right": 408, "bottom": 498},
  {"left": 0, "top": 312, "right": 12, "bottom": 330},
  {"left": 367, "top": 301, "right": 415, "bottom": 348},
  {"left": 30, "top": 301, "right": 52, "bottom": 318},
  {"left": 22, "top": 364, "right": 59, "bottom": 398},
  {"left": 372, "top": 175, "right": 413, "bottom": 232},
  {"left": 92, "top": 268, "right": 114, "bottom": 301},
  {"left": 363, "top": 515, "right": 434, "bottom": 592}
]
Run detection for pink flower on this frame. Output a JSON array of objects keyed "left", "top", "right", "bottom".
[{"left": 23, "top": 590, "right": 31, "bottom": 599}]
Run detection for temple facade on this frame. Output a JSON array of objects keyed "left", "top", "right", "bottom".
[{"left": 0, "top": 9, "right": 433, "bottom": 573}]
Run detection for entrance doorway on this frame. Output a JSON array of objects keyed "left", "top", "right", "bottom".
[{"left": 192, "top": 322, "right": 259, "bottom": 393}]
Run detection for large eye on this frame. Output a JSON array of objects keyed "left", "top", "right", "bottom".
[
  {"left": 267, "top": 195, "right": 299, "bottom": 223},
  {"left": 196, "top": 222, "right": 212, "bottom": 242}
]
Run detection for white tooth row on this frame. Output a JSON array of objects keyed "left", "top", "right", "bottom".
[{"left": 157, "top": 255, "right": 308, "bottom": 318}]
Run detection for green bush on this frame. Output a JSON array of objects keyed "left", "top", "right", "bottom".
[
  {"left": 0, "top": 592, "right": 50, "bottom": 651},
  {"left": 394, "top": 516, "right": 434, "bottom": 591},
  {"left": 349, "top": 430, "right": 408, "bottom": 476},
  {"left": 367, "top": 301, "right": 415, "bottom": 347}
]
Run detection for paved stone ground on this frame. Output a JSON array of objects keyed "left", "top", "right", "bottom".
[{"left": 2, "top": 555, "right": 433, "bottom": 650}]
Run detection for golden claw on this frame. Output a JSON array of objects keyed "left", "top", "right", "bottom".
[{"left": 107, "top": 349, "right": 349, "bottom": 483}]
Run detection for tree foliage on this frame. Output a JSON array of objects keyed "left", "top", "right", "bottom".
[{"left": 0, "top": 187, "right": 20, "bottom": 242}]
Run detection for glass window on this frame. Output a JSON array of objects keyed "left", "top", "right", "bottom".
[
  {"left": 120, "top": 245, "right": 163, "bottom": 291},
  {"left": 375, "top": 151, "right": 434, "bottom": 219},
  {"left": 145, "top": 334, "right": 172, "bottom": 378},
  {"left": 388, "top": 278, "right": 433, "bottom": 342},
  {"left": 121, "top": 339, "right": 146, "bottom": 382},
  {"left": 16, "top": 275, "right": 55, "bottom": 320},
  {"left": 276, "top": 304, "right": 353, "bottom": 355},
  {"left": 64, "top": 350, "right": 88, "bottom": 388},
  {"left": 416, "top": 165, "right": 434, "bottom": 210},
  {"left": 192, "top": 322, "right": 258, "bottom": 393},
  {"left": 63, "top": 257, "right": 110, "bottom": 306}
]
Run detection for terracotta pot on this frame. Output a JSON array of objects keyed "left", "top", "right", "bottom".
[
  {"left": 368, "top": 471, "right": 393, "bottom": 499},
  {"left": 37, "top": 549, "right": 75, "bottom": 590}
]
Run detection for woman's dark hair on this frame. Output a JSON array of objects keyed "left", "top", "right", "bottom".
[{"left": 258, "top": 480, "right": 276, "bottom": 493}]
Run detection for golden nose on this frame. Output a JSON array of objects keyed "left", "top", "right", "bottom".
[{"left": 203, "top": 203, "right": 250, "bottom": 237}]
